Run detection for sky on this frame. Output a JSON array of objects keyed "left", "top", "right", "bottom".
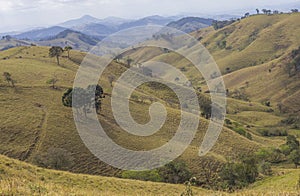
[{"left": 0, "top": 0, "right": 300, "bottom": 32}]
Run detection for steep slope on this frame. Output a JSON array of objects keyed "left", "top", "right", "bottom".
[
  {"left": 193, "top": 13, "right": 300, "bottom": 116},
  {"left": 118, "top": 13, "right": 300, "bottom": 147},
  {"left": 195, "top": 13, "right": 300, "bottom": 73}
]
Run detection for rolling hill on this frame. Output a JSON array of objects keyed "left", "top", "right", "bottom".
[
  {"left": 1, "top": 154, "right": 299, "bottom": 195},
  {"left": 1, "top": 12, "right": 300, "bottom": 195},
  {"left": 0, "top": 36, "right": 32, "bottom": 51},
  {"left": 167, "top": 17, "right": 214, "bottom": 33},
  {"left": 0, "top": 45, "right": 261, "bottom": 181}
]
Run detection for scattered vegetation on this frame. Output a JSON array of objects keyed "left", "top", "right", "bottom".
[
  {"left": 2, "top": 72, "right": 15, "bottom": 87},
  {"left": 49, "top": 46, "right": 63, "bottom": 65}
]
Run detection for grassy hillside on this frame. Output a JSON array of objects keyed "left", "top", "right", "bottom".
[
  {"left": 124, "top": 13, "right": 300, "bottom": 145},
  {"left": 0, "top": 154, "right": 209, "bottom": 195},
  {"left": 1, "top": 154, "right": 299, "bottom": 195},
  {"left": 0, "top": 46, "right": 260, "bottom": 181},
  {"left": 1, "top": 13, "right": 300, "bottom": 194}
]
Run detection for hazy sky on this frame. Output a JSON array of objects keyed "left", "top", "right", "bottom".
[{"left": 0, "top": 0, "right": 300, "bottom": 32}]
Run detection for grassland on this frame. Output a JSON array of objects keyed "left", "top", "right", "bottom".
[
  {"left": 0, "top": 12, "right": 300, "bottom": 195},
  {"left": 0, "top": 45, "right": 262, "bottom": 185}
]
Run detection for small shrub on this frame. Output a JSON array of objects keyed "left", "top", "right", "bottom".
[{"left": 33, "top": 147, "right": 74, "bottom": 170}]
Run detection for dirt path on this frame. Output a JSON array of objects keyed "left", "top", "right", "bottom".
[{"left": 21, "top": 106, "right": 48, "bottom": 161}]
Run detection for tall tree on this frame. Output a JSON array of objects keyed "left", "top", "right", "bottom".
[
  {"left": 62, "top": 84, "right": 104, "bottom": 116},
  {"left": 256, "top": 9, "right": 260, "bottom": 14},
  {"left": 49, "top": 46, "right": 63, "bottom": 65},
  {"left": 126, "top": 57, "right": 133, "bottom": 67},
  {"left": 64, "top": 46, "right": 73, "bottom": 59}
]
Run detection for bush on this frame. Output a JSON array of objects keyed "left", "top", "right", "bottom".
[
  {"left": 33, "top": 148, "right": 74, "bottom": 170},
  {"left": 159, "top": 161, "right": 192, "bottom": 184},
  {"left": 233, "top": 127, "right": 252, "bottom": 140},
  {"left": 259, "top": 129, "right": 288, "bottom": 137},
  {"left": 219, "top": 156, "right": 258, "bottom": 191}
]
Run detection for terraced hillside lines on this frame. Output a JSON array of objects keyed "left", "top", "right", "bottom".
[
  {"left": 23, "top": 105, "right": 49, "bottom": 161},
  {"left": 0, "top": 154, "right": 211, "bottom": 195}
]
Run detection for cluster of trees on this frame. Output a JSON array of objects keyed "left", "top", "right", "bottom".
[
  {"left": 255, "top": 135, "right": 300, "bottom": 168},
  {"left": 219, "top": 156, "right": 259, "bottom": 191},
  {"left": 62, "top": 84, "right": 104, "bottom": 116},
  {"left": 216, "top": 135, "right": 300, "bottom": 191},
  {"left": 121, "top": 161, "right": 192, "bottom": 184},
  {"left": 255, "top": 8, "right": 298, "bottom": 16},
  {"left": 120, "top": 135, "right": 300, "bottom": 192},
  {"left": 49, "top": 46, "right": 73, "bottom": 65}
]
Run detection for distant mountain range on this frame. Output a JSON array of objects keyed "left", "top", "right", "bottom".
[
  {"left": 0, "top": 15, "right": 215, "bottom": 51},
  {"left": 38, "top": 29, "right": 101, "bottom": 51},
  {"left": 13, "top": 26, "right": 67, "bottom": 41},
  {"left": 59, "top": 15, "right": 131, "bottom": 28},
  {"left": 167, "top": 17, "right": 214, "bottom": 33}
]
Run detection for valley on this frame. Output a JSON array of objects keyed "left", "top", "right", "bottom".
[{"left": 1, "top": 10, "right": 300, "bottom": 195}]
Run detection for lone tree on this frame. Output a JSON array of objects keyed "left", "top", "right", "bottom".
[
  {"left": 62, "top": 84, "right": 104, "bottom": 116},
  {"left": 47, "top": 77, "right": 58, "bottom": 89},
  {"left": 49, "top": 46, "right": 63, "bottom": 65},
  {"left": 3, "top": 72, "right": 15, "bottom": 87},
  {"left": 256, "top": 9, "right": 260, "bottom": 14},
  {"left": 64, "top": 46, "right": 72, "bottom": 59},
  {"left": 126, "top": 57, "right": 133, "bottom": 67}
]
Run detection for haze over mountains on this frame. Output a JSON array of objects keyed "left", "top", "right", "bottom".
[{"left": 0, "top": 14, "right": 214, "bottom": 51}]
